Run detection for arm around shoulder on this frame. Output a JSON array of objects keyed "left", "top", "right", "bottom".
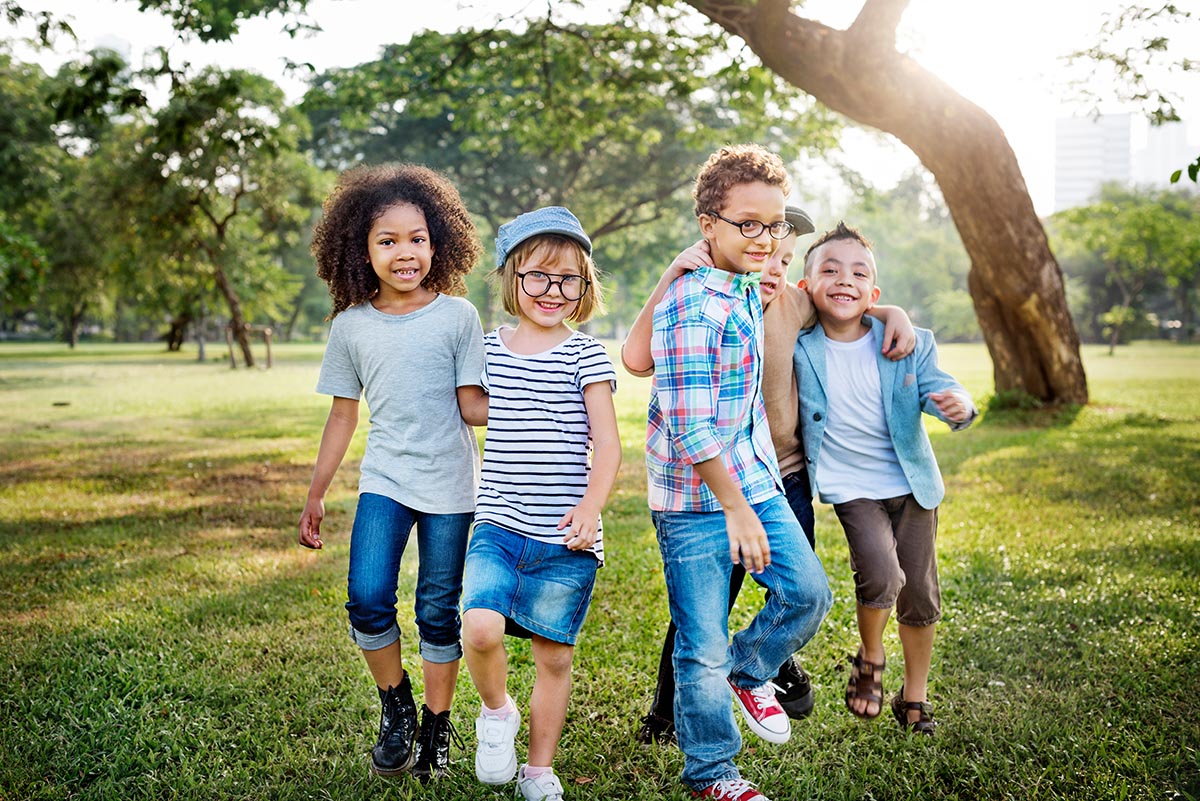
[{"left": 621, "top": 242, "right": 709, "bottom": 377}]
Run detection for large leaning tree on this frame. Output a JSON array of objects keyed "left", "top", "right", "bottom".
[{"left": 678, "top": 0, "right": 1089, "bottom": 405}]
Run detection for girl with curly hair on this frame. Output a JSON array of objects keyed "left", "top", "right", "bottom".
[{"left": 299, "top": 163, "right": 487, "bottom": 782}]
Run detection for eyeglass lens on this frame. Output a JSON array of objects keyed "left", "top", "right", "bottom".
[{"left": 520, "top": 271, "right": 589, "bottom": 301}]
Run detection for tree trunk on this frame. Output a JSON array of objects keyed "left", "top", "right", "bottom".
[
  {"left": 686, "top": 0, "right": 1088, "bottom": 404},
  {"left": 212, "top": 265, "right": 255, "bottom": 367},
  {"left": 165, "top": 311, "right": 192, "bottom": 352},
  {"left": 63, "top": 300, "right": 86, "bottom": 349}
]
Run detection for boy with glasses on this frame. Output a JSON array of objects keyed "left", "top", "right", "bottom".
[{"left": 643, "top": 145, "right": 832, "bottom": 801}]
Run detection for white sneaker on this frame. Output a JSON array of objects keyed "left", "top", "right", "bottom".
[
  {"left": 517, "top": 765, "right": 565, "bottom": 801},
  {"left": 474, "top": 703, "right": 520, "bottom": 784}
]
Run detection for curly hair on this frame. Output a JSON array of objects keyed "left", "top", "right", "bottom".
[
  {"left": 692, "top": 144, "right": 791, "bottom": 219},
  {"left": 311, "top": 163, "right": 482, "bottom": 317},
  {"left": 802, "top": 220, "right": 876, "bottom": 279},
  {"left": 492, "top": 235, "right": 606, "bottom": 324}
]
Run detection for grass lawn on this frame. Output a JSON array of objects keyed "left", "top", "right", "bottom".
[{"left": 1, "top": 339, "right": 1197, "bottom": 800}]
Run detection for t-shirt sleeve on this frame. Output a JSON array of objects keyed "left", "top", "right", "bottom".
[
  {"left": 576, "top": 338, "right": 617, "bottom": 394},
  {"left": 454, "top": 302, "right": 486, "bottom": 389},
  {"left": 315, "top": 314, "right": 363, "bottom": 399}
]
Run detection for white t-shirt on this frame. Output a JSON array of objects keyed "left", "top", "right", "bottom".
[
  {"left": 815, "top": 334, "right": 912, "bottom": 504},
  {"left": 475, "top": 327, "right": 617, "bottom": 564},
  {"left": 315, "top": 295, "right": 485, "bottom": 514}
]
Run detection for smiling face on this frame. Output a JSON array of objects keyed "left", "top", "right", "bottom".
[
  {"left": 513, "top": 239, "right": 583, "bottom": 334},
  {"left": 799, "top": 237, "right": 881, "bottom": 338},
  {"left": 758, "top": 231, "right": 798, "bottom": 308},
  {"left": 699, "top": 180, "right": 786, "bottom": 275},
  {"left": 367, "top": 203, "right": 434, "bottom": 304}
]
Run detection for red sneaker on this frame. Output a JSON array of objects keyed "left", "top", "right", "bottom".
[
  {"left": 693, "top": 778, "right": 773, "bottom": 801},
  {"left": 727, "top": 678, "right": 791, "bottom": 744}
]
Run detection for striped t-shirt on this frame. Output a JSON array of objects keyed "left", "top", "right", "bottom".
[{"left": 475, "top": 327, "right": 617, "bottom": 564}]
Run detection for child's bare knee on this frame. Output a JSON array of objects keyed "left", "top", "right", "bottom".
[{"left": 462, "top": 609, "right": 505, "bottom": 652}]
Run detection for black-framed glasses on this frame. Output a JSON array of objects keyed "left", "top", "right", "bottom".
[
  {"left": 708, "top": 211, "right": 795, "bottom": 240},
  {"left": 517, "top": 270, "right": 591, "bottom": 301}
]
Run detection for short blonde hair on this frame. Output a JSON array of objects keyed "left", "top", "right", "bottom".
[{"left": 492, "top": 234, "right": 605, "bottom": 323}]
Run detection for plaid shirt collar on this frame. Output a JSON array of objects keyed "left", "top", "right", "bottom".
[{"left": 696, "top": 264, "right": 761, "bottom": 297}]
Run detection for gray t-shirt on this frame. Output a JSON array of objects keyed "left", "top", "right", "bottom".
[{"left": 316, "top": 295, "right": 485, "bottom": 514}]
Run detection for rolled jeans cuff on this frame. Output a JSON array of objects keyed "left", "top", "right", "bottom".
[
  {"left": 348, "top": 621, "right": 399, "bottom": 652},
  {"left": 419, "top": 638, "right": 463, "bottom": 664}
]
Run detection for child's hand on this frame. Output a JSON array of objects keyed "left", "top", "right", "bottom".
[
  {"left": 929, "top": 391, "right": 971, "bottom": 423},
  {"left": 881, "top": 313, "right": 916, "bottom": 361},
  {"left": 557, "top": 501, "right": 600, "bottom": 551},
  {"left": 725, "top": 504, "right": 771, "bottom": 573},
  {"left": 668, "top": 240, "right": 712, "bottom": 277},
  {"left": 298, "top": 497, "right": 325, "bottom": 550}
]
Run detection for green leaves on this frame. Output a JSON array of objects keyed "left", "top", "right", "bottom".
[
  {"left": 1169, "top": 155, "right": 1200, "bottom": 184},
  {"left": 133, "top": 0, "right": 312, "bottom": 43}
]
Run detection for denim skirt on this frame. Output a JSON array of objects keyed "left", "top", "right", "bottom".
[{"left": 461, "top": 522, "right": 598, "bottom": 645}]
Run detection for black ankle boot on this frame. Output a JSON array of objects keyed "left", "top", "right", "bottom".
[
  {"left": 412, "top": 705, "right": 462, "bottom": 783},
  {"left": 371, "top": 674, "right": 417, "bottom": 776}
]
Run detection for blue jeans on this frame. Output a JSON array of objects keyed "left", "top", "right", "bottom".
[
  {"left": 653, "top": 493, "right": 832, "bottom": 789},
  {"left": 345, "top": 493, "right": 472, "bottom": 663}
]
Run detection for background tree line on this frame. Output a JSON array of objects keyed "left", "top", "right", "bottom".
[{"left": 1, "top": 0, "right": 1195, "bottom": 392}]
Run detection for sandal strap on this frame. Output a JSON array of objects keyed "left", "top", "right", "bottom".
[
  {"left": 845, "top": 652, "right": 886, "bottom": 718},
  {"left": 850, "top": 653, "right": 885, "bottom": 673}
]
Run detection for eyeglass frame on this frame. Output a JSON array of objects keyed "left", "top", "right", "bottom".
[
  {"left": 707, "top": 211, "right": 796, "bottom": 241},
  {"left": 515, "top": 270, "right": 592, "bottom": 301}
]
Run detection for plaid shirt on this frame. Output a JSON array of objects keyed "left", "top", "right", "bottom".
[{"left": 646, "top": 265, "right": 782, "bottom": 512}]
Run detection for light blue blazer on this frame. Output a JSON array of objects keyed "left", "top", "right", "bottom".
[{"left": 793, "top": 316, "right": 975, "bottom": 510}]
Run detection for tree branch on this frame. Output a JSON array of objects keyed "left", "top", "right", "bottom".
[{"left": 849, "top": 0, "right": 910, "bottom": 45}]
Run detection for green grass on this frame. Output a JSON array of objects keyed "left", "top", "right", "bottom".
[{"left": 1, "top": 340, "right": 1198, "bottom": 800}]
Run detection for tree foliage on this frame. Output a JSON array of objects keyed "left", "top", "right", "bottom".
[
  {"left": 302, "top": 9, "right": 839, "bottom": 328},
  {"left": 1067, "top": 3, "right": 1199, "bottom": 183},
  {"left": 1051, "top": 184, "right": 1200, "bottom": 350}
]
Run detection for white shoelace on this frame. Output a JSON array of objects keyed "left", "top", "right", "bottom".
[
  {"left": 709, "top": 778, "right": 761, "bottom": 800},
  {"left": 746, "top": 681, "right": 782, "bottom": 712}
]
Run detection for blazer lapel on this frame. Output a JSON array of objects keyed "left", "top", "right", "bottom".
[{"left": 798, "top": 325, "right": 828, "bottom": 397}]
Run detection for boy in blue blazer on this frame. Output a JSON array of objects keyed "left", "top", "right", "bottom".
[{"left": 793, "top": 222, "right": 976, "bottom": 736}]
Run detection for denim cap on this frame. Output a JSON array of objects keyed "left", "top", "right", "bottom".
[
  {"left": 785, "top": 204, "right": 816, "bottom": 236},
  {"left": 495, "top": 206, "right": 592, "bottom": 268}
]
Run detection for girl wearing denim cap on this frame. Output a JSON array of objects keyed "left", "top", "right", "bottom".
[
  {"left": 299, "top": 163, "right": 487, "bottom": 781},
  {"left": 457, "top": 206, "right": 621, "bottom": 801}
]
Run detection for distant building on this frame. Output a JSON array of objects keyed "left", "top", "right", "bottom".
[
  {"left": 1055, "top": 114, "right": 1195, "bottom": 212},
  {"left": 1134, "top": 121, "right": 1194, "bottom": 186},
  {"left": 1054, "top": 114, "right": 1131, "bottom": 212}
]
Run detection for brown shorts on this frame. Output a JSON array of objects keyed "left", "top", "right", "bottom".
[{"left": 833, "top": 495, "right": 940, "bottom": 627}]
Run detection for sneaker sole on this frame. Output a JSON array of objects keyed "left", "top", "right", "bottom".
[
  {"left": 475, "top": 757, "right": 517, "bottom": 785},
  {"left": 370, "top": 753, "right": 416, "bottom": 777},
  {"left": 732, "top": 703, "right": 792, "bottom": 744}
]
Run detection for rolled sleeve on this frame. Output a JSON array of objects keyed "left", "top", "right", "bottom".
[{"left": 655, "top": 314, "right": 725, "bottom": 465}]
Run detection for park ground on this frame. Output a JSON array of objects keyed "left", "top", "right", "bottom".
[{"left": 0, "top": 340, "right": 1197, "bottom": 800}]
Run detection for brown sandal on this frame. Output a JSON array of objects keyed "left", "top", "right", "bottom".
[
  {"left": 891, "top": 685, "right": 936, "bottom": 736},
  {"left": 844, "top": 651, "right": 885, "bottom": 719}
]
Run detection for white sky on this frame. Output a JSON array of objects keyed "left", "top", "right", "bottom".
[{"left": 7, "top": 0, "right": 1198, "bottom": 216}]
